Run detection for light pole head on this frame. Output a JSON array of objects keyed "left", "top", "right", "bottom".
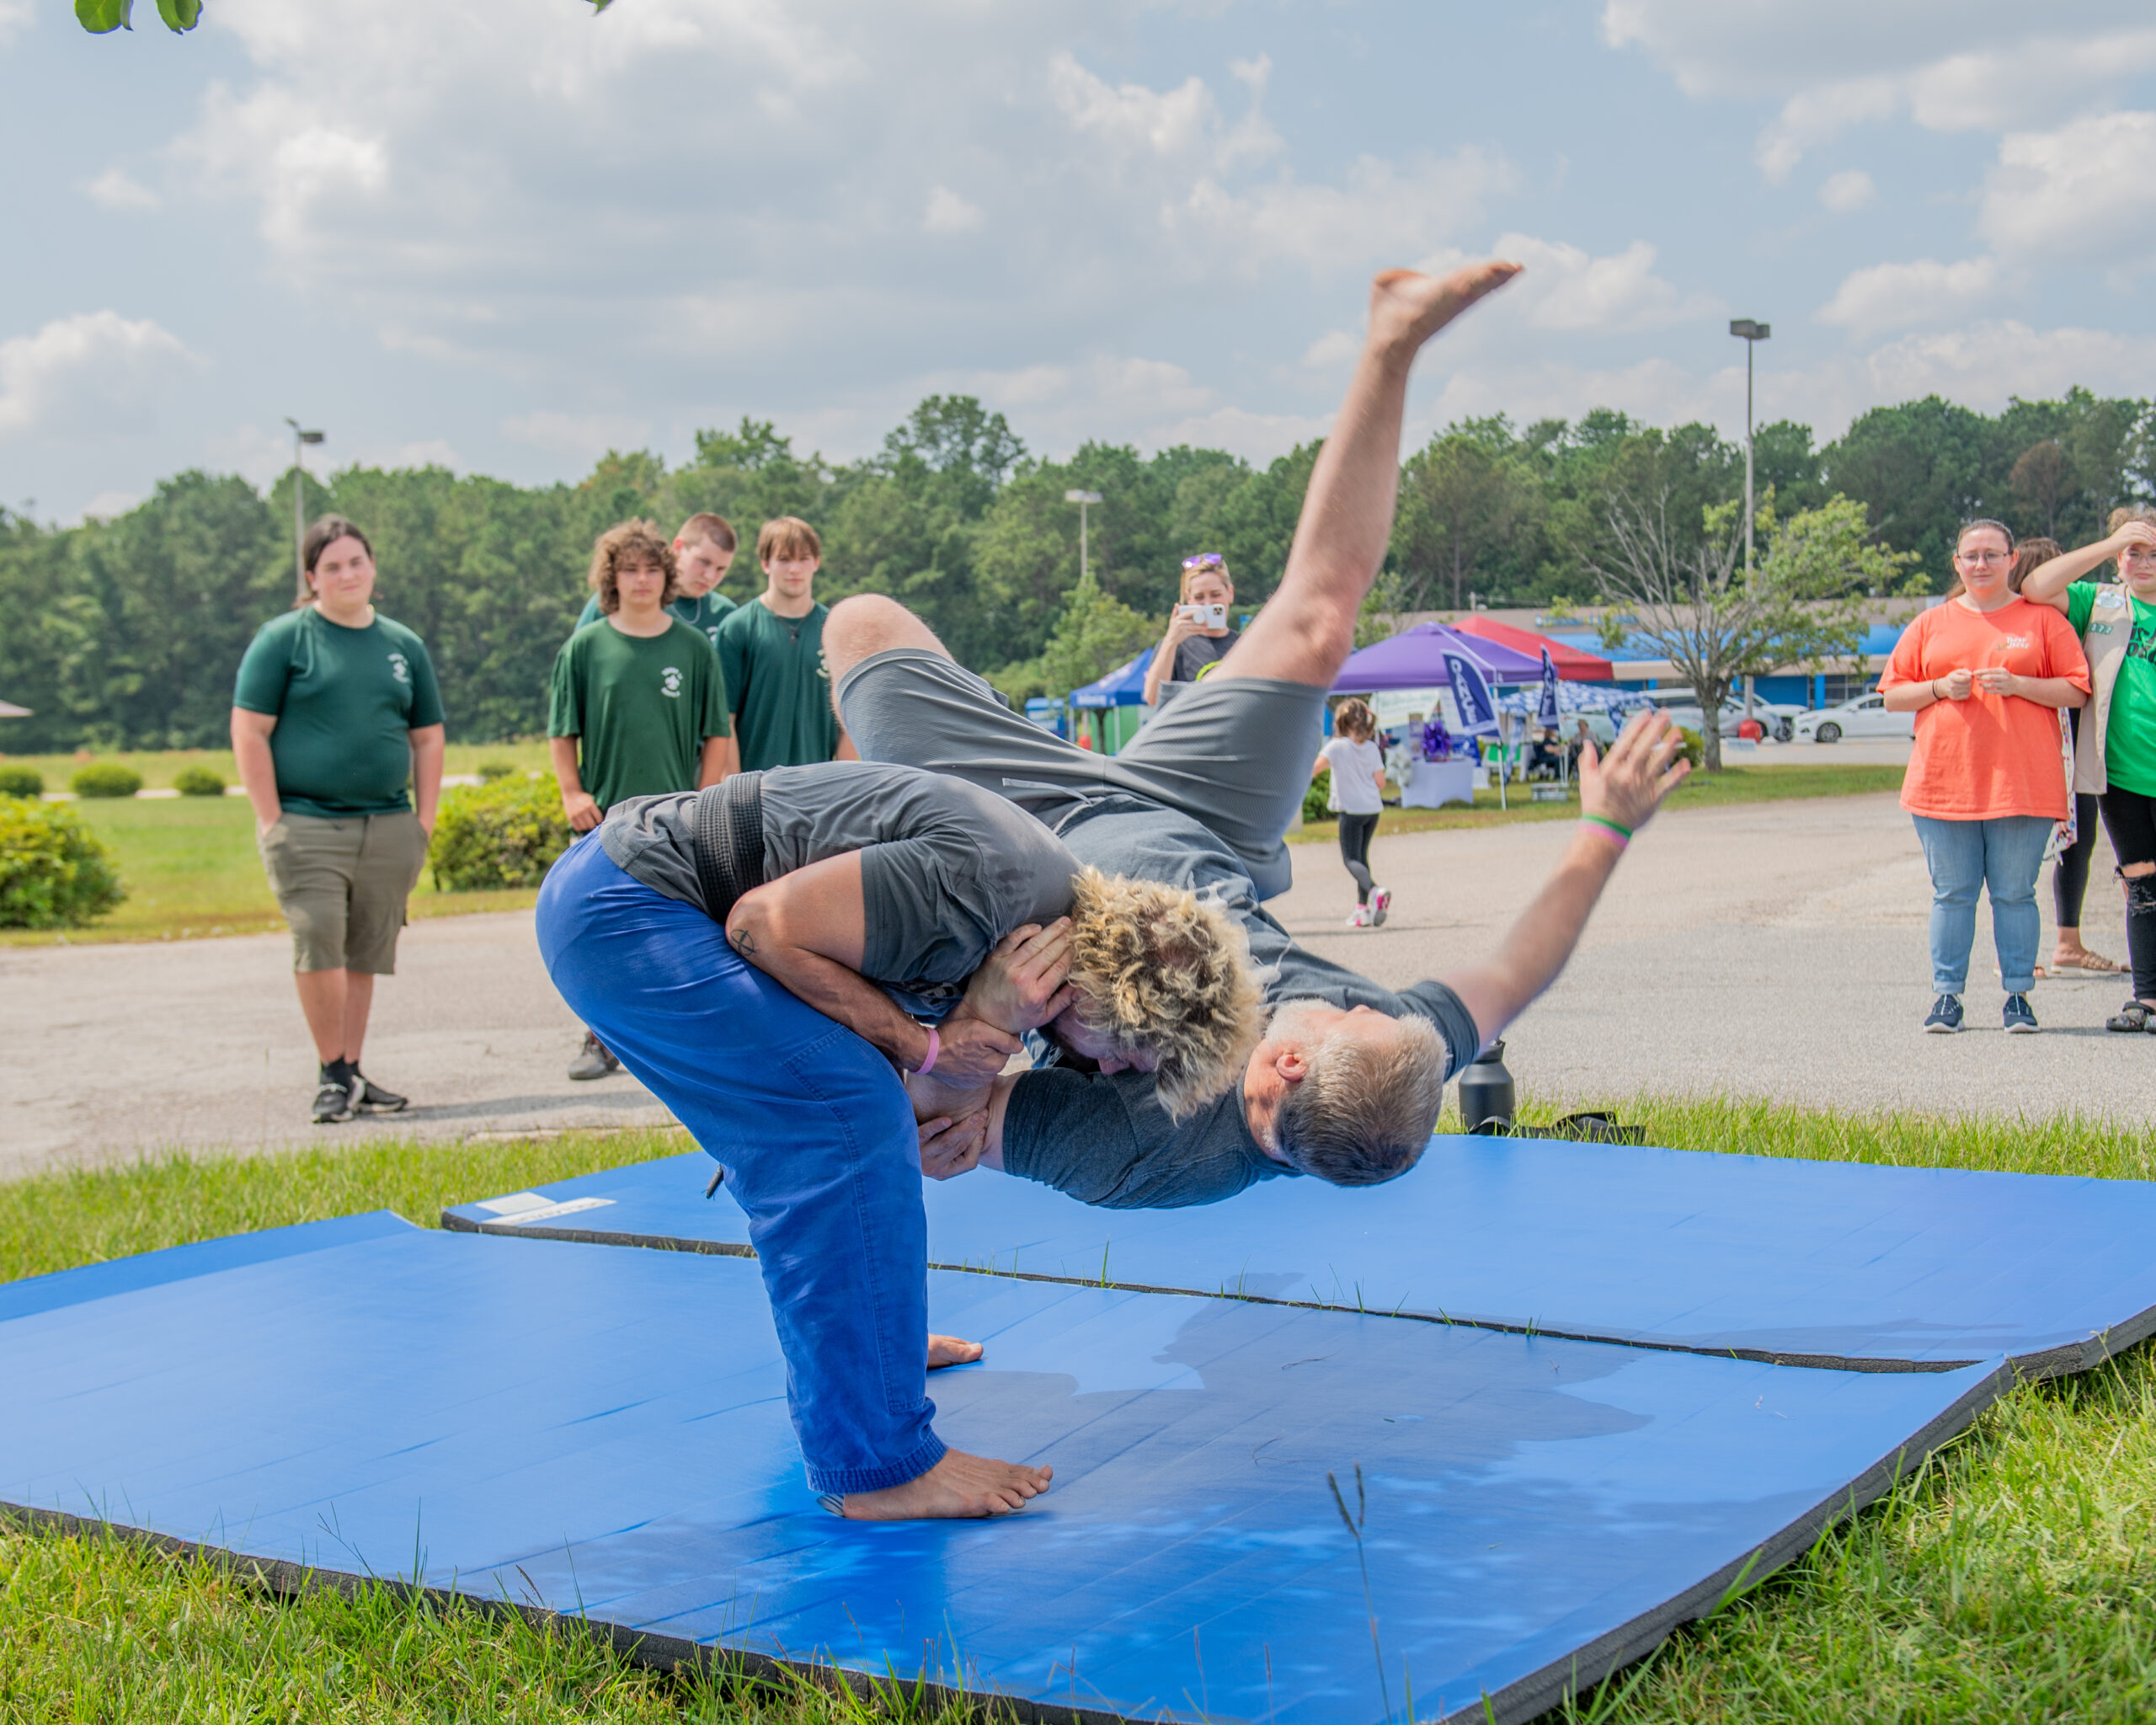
[
  {"left": 1065, "top": 489, "right": 1102, "bottom": 505},
  {"left": 1728, "top": 318, "right": 1770, "bottom": 342},
  {"left": 299, "top": 430, "right": 325, "bottom": 446}
]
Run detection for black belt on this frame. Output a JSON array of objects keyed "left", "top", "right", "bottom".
[{"left": 692, "top": 772, "right": 766, "bottom": 922}]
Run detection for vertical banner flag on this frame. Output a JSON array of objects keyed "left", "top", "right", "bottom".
[
  {"left": 1443, "top": 653, "right": 1497, "bottom": 734},
  {"left": 1537, "top": 647, "right": 1561, "bottom": 728}
]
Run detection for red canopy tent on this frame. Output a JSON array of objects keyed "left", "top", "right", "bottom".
[{"left": 1450, "top": 616, "right": 1613, "bottom": 682}]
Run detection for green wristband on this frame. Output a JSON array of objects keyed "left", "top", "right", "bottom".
[{"left": 1581, "top": 814, "right": 1633, "bottom": 841}]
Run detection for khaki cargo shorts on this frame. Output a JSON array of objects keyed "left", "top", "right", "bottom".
[{"left": 259, "top": 810, "right": 430, "bottom": 975}]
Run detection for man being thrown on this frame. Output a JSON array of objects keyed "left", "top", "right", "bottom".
[
  {"left": 535, "top": 758, "right": 1259, "bottom": 1521},
  {"left": 822, "top": 260, "right": 1691, "bottom": 1203}
]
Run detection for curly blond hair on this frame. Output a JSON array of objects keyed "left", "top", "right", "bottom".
[{"left": 1065, "top": 867, "right": 1262, "bottom": 1119}]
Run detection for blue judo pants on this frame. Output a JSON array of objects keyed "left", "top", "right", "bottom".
[{"left": 536, "top": 834, "right": 945, "bottom": 1496}]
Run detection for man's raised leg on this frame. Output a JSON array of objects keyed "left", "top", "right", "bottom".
[{"left": 1214, "top": 260, "right": 1519, "bottom": 688}]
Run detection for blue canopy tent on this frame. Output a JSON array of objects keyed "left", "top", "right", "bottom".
[
  {"left": 1069, "top": 649, "right": 1155, "bottom": 754},
  {"left": 1331, "top": 622, "right": 1542, "bottom": 692}
]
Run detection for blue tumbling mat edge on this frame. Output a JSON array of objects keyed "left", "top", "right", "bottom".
[{"left": 0, "top": 1210, "right": 418, "bottom": 1325}]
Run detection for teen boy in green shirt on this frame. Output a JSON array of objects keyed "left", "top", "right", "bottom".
[
  {"left": 716, "top": 515, "right": 850, "bottom": 770},
  {"left": 572, "top": 511, "right": 739, "bottom": 650},
  {"left": 550, "top": 519, "right": 733, "bottom": 1076}
]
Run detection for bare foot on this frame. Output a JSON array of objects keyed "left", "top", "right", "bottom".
[
  {"left": 1369, "top": 259, "right": 1523, "bottom": 353},
  {"left": 927, "top": 1332, "right": 982, "bottom": 1369},
  {"left": 831, "top": 1449, "right": 1052, "bottom": 1520}
]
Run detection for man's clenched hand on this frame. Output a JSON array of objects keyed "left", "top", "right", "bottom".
[{"left": 957, "top": 919, "right": 1075, "bottom": 1034}]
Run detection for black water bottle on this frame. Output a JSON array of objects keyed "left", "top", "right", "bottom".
[{"left": 1458, "top": 1040, "right": 1515, "bottom": 1135}]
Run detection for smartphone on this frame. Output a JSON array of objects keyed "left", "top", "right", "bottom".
[{"left": 1177, "top": 602, "right": 1229, "bottom": 630}]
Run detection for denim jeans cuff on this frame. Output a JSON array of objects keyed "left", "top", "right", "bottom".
[{"left": 806, "top": 1430, "right": 948, "bottom": 1498}]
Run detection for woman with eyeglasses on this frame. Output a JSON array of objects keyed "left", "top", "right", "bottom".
[
  {"left": 1879, "top": 519, "right": 2090, "bottom": 1034},
  {"left": 1140, "top": 553, "right": 1241, "bottom": 708},
  {"left": 2019, "top": 509, "right": 2156, "bottom": 1032}
]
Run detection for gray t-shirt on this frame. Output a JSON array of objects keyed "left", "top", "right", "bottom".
[
  {"left": 601, "top": 763, "right": 1080, "bottom": 1018},
  {"left": 1001, "top": 791, "right": 1481, "bottom": 1209}
]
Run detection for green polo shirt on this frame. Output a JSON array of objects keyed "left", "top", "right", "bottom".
[
  {"left": 716, "top": 597, "right": 841, "bottom": 771},
  {"left": 232, "top": 607, "right": 445, "bottom": 818},
  {"left": 2066, "top": 580, "right": 2156, "bottom": 796},
  {"left": 574, "top": 589, "right": 737, "bottom": 654},
  {"left": 548, "top": 619, "right": 730, "bottom": 813}
]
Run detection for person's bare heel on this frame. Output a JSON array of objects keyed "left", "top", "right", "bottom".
[{"left": 830, "top": 1450, "right": 1053, "bottom": 1520}]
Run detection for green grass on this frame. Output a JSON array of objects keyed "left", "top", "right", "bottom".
[
  {"left": 1296, "top": 762, "right": 1907, "bottom": 845},
  {"left": 5, "top": 1103, "right": 2156, "bottom": 1722},
  {"left": 0, "top": 782, "right": 542, "bottom": 947}
]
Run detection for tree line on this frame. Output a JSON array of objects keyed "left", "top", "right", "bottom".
[{"left": 3, "top": 386, "right": 2149, "bottom": 752}]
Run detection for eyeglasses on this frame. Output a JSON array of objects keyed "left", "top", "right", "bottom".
[
  {"left": 1956, "top": 550, "right": 2011, "bottom": 564},
  {"left": 1182, "top": 553, "right": 1225, "bottom": 570}
]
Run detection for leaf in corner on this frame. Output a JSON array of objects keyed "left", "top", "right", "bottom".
[
  {"left": 157, "top": 0, "right": 203, "bottom": 29},
  {"left": 76, "top": 0, "right": 135, "bottom": 33}
]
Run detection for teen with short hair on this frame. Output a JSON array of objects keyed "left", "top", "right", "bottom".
[
  {"left": 550, "top": 519, "right": 733, "bottom": 1078},
  {"left": 715, "top": 516, "right": 846, "bottom": 771},
  {"left": 232, "top": 514, "right": 445, "bottom": 1124},
  {"left": 574, "top": 512, "right": 739, "bottom": 651}
]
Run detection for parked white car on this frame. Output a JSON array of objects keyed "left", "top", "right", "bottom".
[
  {"left": 1646, "top": 692, "right": 1804, "bottom": 743},
  {"left": 1794, "top": 692, "right": 1914, "bottom": 743}
]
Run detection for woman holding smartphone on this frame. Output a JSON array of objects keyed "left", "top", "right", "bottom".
[{"left": 1141, "top": 553, "right": 1241, "bottom": 707}]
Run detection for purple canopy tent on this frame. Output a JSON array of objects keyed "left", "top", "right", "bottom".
[{"left": 1329, "top": 622, "right": 1542, "bottom": 692}]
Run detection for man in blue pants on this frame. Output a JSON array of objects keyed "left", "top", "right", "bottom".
[{"left": 538, "top": 833, "right": 1049, "bottom": 1519}]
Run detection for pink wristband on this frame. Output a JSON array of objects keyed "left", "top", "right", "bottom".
[{"left": 915, "top": 1025, "right": 939, "bottom": 1076}]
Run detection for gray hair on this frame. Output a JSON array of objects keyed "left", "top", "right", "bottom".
[{"left": 1270, "top": 1001, "right": 1449, "bottom": 1186}]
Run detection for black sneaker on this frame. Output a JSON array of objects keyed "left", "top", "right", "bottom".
[
  {"left": 312, "top": 1076, "right": 358, "bottom": 1124},
  {"left": 352, "top": 1075, "right": 408, "bottom": 1114},
  {"left": 2003, "top": 994, "right": 2040, "bottom": 1034},
  {"left": 1923, "top": 994, "right": 1964, "bottom": 1033},
  {"left": 567, "top": 1030, "right": 620, "bottom": 1081}
]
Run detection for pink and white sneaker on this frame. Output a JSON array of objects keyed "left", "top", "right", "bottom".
[
  {"left": 1346, "top": 906, "right": 1371, "bottom": 928},
  {"left": 1368, "top": 886, "right": 1391, "bottom": 927}
]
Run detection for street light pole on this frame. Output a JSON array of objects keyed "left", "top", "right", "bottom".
[
  {"left": 1065, "top": 488, "right": 1102, "bottom": 585},
  {"left": 1728, "top": 320, "right": 1770, "bottom": 729},
  {"left": 284, "top": 416, "right": 326, "bottom": 601}
]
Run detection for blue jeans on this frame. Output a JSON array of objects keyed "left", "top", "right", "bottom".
[
  {"left": 536, "top": 835, "right": 943, "bottom": 1496},
  {"left": 1911, "top": 814, "right": 2052, "bottom": 996}
]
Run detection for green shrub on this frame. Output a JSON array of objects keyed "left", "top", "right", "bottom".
[
  {"left": 475, "top": 760, "right": 517, "bottom": 783},
  {"left": 172, "top": 765, "right": 227, "bottom": 798},
  {"left": 429, "top": 776, "right": 573, "bottom": 891},
  {"left": 71, "top": 762, "right": 143, "bottom": 798},
  {"left": 1303, "top": 767, "right": 1331, "bottom": 825},
  {"left": 1674, "top": 726, "right": 1706, "bottom": 769},
  {"left": 0, "top": 766, "right": 43, "bottom": 798},
  {"left": 0, "top": 798, "right": 126, "bottom": 927}
]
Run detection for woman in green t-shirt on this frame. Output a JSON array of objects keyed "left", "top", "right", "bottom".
[
  {"left": 2021, "top": 510, "right": 2156, "bottom": 1030},
  {"left": 232, "top": 515, "right": 445, "bottom": 1124}
]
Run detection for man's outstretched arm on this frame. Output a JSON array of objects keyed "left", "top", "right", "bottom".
[{"left": 1439, "top": 713, "right": 1689, "bottom": 1052}]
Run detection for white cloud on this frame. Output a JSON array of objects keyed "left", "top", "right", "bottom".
[
  {"left": 1488, "top": 234, "right": 1716, "bottom": 332},
  {"left": 1817, "top": 258, "right": 1998, "bottom": 336},
  {"left": 0, "top": 0, "right": 30, "bottom": 49},
  {"left": 500, "top": 410, "right": 651, "bottom": 463},
  {"left": 1300, "top": 329, "right": 1358, "bottom": 369},
  {"left": 1818, "top": 168, "right": 1876, "bottom": 212},
  {"left": 370, "top": 438, "right": 462, "bottom": 471},
  {"left": 78, "top": 490, "right": 140, "bottom": 522},
  {"left": 1980, "top": 111, "right": 2156, "bottom": 264},
  {"left": 0, "top": 312, "right": 200, "bottom": 439},
  {"left": 85, "top": 168, "right": 158, "bottom": 211},
  {"left": 1842, "top": 319, "right": 2156, "bottom": 416},
  {"left": 922, "top": 185, "right": 984, "bottom": 236}
]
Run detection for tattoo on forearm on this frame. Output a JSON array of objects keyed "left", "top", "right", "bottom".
[{"left": 728, "top": 927, "right": 756, "bottom": 959}]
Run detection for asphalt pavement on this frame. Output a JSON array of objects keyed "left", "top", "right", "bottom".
[{"left": 3, "top": 787, "right": 2143, "bottom": 1178}]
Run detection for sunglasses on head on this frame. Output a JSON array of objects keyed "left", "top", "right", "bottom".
[{"left": 1182, "top": 553, "right": 1225, "bottom": 570}]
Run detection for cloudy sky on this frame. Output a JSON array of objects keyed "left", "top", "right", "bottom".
[{"left": 6, "top": 0, "right": 2156, "bottom": 522}]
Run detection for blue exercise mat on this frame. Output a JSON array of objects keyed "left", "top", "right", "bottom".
[
  {"left": 2, "top": 1215, "right": 1999, "bottom": 1725},
  {"left": 444, "top": 1139, "right": 2156, "bottom": 1375}
]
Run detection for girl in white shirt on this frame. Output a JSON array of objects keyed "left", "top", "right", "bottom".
[{"left": 1315, "top": 697, "right": 1390, "bottom": 927}]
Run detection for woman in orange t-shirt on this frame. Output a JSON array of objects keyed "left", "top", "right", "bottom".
[{"left": 1880, "top": 519, "right": 2091, "bottom": 1035}]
